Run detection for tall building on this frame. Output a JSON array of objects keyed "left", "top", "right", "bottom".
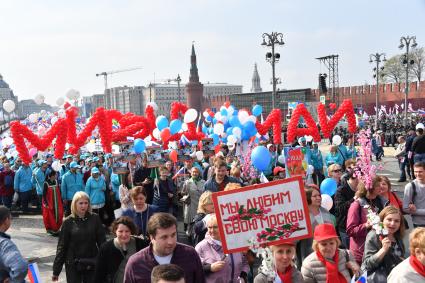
[
  {"left": 185, "top": 44, "right": 203, "bottom": 114},
  {"left": 104, "top": 86, "right": 145, "bottom": 115},
  {"left": 250, "top": 63, "right": 262, "bottom": 92},
  {"left": 17, "top": 99, "right": 54, "bottom": 117}
]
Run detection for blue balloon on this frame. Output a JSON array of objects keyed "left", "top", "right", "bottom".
[
  {"left": 213, "top": 118, "right": 217, "bottom": 124},
  {"left": 202, "top": 124, "right": 208, "bottom": 134},
  {"left": 229, "top": 116, "right": 241, "bottom": 127},
  {"left": 226, "top": 127, "right": 234, "bottom": 136},
  {"left": 220, "top": 108, "right": 228, "bottom": 116},
  {"left": 211, "top": 134, "right": 219, "bottom": 146},
  {"left": 252, "top": 105, "right": 263, "bottom": 116},
  {"left": 156, "top": 116, "right": 169, "bottom": 131},
  {"left": 133, "top": 139, "right": 146, "bottom": 154},
  {"left": 251, "top": 146, "right": 271, "bottom": 171},
  {"left": 206, "top": 116, "right": 212, "bottom": 122},
  {"left": 170, "top": 119, "right": 182, "bottom": 135},
  {"left": 320, "top": 178, "right": 338, "bottom": 196}
]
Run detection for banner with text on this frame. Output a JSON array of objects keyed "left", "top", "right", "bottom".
[{"left": 212, "top": 177, "right": 312, "bottom": 253}]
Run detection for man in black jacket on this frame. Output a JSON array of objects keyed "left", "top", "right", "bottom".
[
  {"left": 413, "top": 128, "right": 425, "bottom": 164},
  {"left": 405, "top": 128, "right": 416, "bottom": 179},
  {"left": 133, "top": 157, "right": 153, "bottom": 204},
  {"left": 334, "top": 170, "right": 359, "bottom": 249}
]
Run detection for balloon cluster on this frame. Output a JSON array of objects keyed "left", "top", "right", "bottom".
[
  {"left": 287, "top": 104, "right": 321, "bottom": 143},
  {"left": 317, "top": 99, "right": 356, "bottom": 138}
]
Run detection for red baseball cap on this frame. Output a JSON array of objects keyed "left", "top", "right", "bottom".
[
  {"left": 314, "top": 223, "right": 338, "bottom": 242},
  {"left": 273, "top": 166, "right": 285, "bottom": 176}
]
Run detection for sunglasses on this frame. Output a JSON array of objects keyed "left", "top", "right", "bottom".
[{"left": 332, "top": 169, "right": 343, "bottom": 173}]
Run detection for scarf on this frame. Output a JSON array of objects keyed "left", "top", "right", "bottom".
[
  {"left": 316, "top": 250, "right": 347, "bottom": 283},
  {"left": 277, "top": 265, "right": 292, "bottom": 283},
  {"left": 410, "top": 255, "right": 425, "bottom": 277}
]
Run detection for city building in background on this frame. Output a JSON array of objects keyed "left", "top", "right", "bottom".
[
  {"left": 0, "top": 74, "right": 19, "bottom": 120},
  {"left": 17, "top": 99, "right": 54, "bottom": 117}
]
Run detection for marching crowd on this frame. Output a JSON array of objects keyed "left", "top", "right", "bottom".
[{"left": 1, "top": 127, "right": 425, "bottom": 282}]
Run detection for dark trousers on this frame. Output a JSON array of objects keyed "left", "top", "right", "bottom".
[
  {"left": 65, "top": 264, "right": 95, "bottom": 283},
  {"left": 64, "top": 201, "right": 72, "bottom": 217},
  {"left": 399, "top": 159, "right": 407, "bottom": 181},
  {"left": 18, "top": 191, "right": 32, "bottom": 213},
  {"left": 0, "top": 195, "right": 13, "bottom": 208},
  {"left": 92, "top": 207, "right": 107, "bottom": 225},
  {"left": 313, "top": 169, "right": 325, "bottom": 186}
]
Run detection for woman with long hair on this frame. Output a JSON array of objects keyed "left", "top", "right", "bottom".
[
  {"left": 52, "top": 191, "right": 106, "bottom": 282},
  {"left": 42, "top": 170, "right": 63, "bottom": 235},
  {"left": 361, "top": 206, "right": 405, "bottom": 282},
  {"left": 378, "top": 176, "right": 402, "bottom": 210},
  {"left": 191, "top": 191, "right": 215, "bottom": 245},
  {"left": 346, "top": 177, "right": 387, "bottom": 264}
]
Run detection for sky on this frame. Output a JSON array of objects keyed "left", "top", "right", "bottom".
[{"left": 1, "top": 0, "right": 425, "bottom": 106}]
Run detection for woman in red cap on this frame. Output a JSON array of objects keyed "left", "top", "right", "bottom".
[
  {"left": 301, "top": 223, "right": 359, "bottom": 283},
  {"left": 254, "top": 242, "right": 304, "bottom": 283}
]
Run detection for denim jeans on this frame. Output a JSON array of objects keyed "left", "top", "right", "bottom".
[
  {"left": 1, "top": 195, "right": 13, "bottom": 208},
  {"left": 339, "top": 231, "right": 350, "bottom": 249},
  {"left": 414, "top": 153, "right": 425, "bottom": 164},
  {"left": 18, "top": 190, "right": 32, "bottom": 212},
  {"left": 399, "top": 159, "right": 407, "bottom": 180}
]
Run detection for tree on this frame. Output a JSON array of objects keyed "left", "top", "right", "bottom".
[
  {"left": 411, "top": 47, "right": 425, "bottom": 82},
  {"left": 382, "top": 55, "right": 406, "bottom": 83}
]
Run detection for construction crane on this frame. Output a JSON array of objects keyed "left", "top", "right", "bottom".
[
  {"left": 165, "top": 74, "right": 182, "bottom": 102},
  {"left": 96, "top": 67, "right": 142, "bottom": 91}
]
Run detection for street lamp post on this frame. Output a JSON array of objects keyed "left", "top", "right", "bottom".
[
  {"left": 261, "top": 32, "right": 285, "bottom": 110},
  {"left": 369, "top": 53, "right": 386, "bottom": 131},
  {"left": 399, "top": 36, "right": 418, "bottom": 127}
]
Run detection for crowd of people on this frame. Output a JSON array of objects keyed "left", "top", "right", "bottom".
[{"left": 2, "top": 121, "right": 425, "bottom": 282}]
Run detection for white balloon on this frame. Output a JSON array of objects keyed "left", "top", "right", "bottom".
[
  {"left": 278, "top": 155, "right": 285, "bottom": 164},
  {"left": 238, "top": 110, "right": 249, "bottom": 125},
  {"left": 2, "top": 137, "right": 13, "bottom": 146},
  {"left": 332, "top": 135, "right": 342, "bottom": 146},
  {"left": 232, "top": 127, "right": 242, "bottom": 139},
  {"left": 305, "top": 135, "right": 313, "bottom": 142},
  {"left": 58, "top": 109, "right": 66, "bottom": 118},
  {"left": 214, "top": 112, "right": 222, "bottom": 121},
  {"left": 146, "top": 102, "right": 159, "bottom": 112},
  {"left": 321, "top": 194, "right": 334, "bottom": 211},
  {"left": 52, "top": 161, "right": 62, "bottom": 172},
  {"left": 227, "top": 106, "right": 235, "bottom": 116},
  {"left": 2, "top": 100, "right": 15, "bottom": 113},
  {"left": 227, "top": 135, "right": 237, "bottom": 144},
  {"left": 34, "top": 94, "right": 45, "bottom": 105},
  {"left": 195, "top": 151, "right": 204, "bottom": 161},
  {"left": 307, "top": 165, "right": 315, "bottom": 175},
  {"left": 203, "top": 111, "right": 209, "bottom": 118},
  {"left": 416, "top": 123, "right": 424, "bottom": 130},
  {"left": 182, "top": 123, "right": 188, "bottom": 131},
  {"left": 246, "top": 115, "right": 257, "bottom": 123},
  {"left": 112, "top": 144, "right": 120, "bottom": 154},
  {"left": 184, "top": 108, "right": 198, "bottom": 123},
  {"left": 51, "top": 116, "right": 58, "bottom": 125},
  {"left": 86, "top": 143, "right": 96, "bottom": 153},
  {"left": 56, "top": 97, "right": 65, "bottom": 106},
  {"left": 66, "top": 89, "right": 80, "bottom": 100},
  {"left": 213, "top": 123, "right": 224, "bottom": 135},
  {"left": 28, "top": 113, "right": 38, "bottom": 123},
  {"left": 153, "top": 128, "right": 161, "bottom": 140}
]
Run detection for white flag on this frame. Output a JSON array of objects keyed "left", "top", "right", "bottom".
[{"left": 260, "top": 172, "right": 269, "bottom": 183}]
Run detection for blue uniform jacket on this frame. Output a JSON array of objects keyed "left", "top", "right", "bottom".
[
  {"left": 0, "top": 232, "right": 28, "bottom": 283},
  {"left": 110, "top": 173, "right": 121, "bottom": 201},
  {"left": 32, "top": 167, "right": 51, "bottom": 195},
  {"left": 13, "top": 166, "right": 33, "bottom": 193},
  {"left": 325, "top": 152, "right": 344, "bottom": 166},
  {"left": 61, "top": 171, "right": 84, "bottom": 200},
  {"left": 85, "top": 176, "right": 106, "bottom": 205},
  {"left": 310, "top": 149, "right": 324, "bottom": 170}
]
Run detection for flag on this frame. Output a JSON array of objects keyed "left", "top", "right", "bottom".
[
  {"left": 351, "top": 271, "right": 367, "bottom": 283},
  {"left": 126, "top": 136, "right": 135, "bottom": 142},
  {"left": 401, "top": 103, "right": 405, "bottom": 110},
  {"left": 27, "top": 263, "right": 42, "bottom": 283},
  {"left": 179, "top": 134, "right": 191, "bottom": 147},
  {"left": 408, "top": 103, "right": 414, "bottom": 112}
]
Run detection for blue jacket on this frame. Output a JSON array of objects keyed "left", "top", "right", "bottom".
[
  {"left": 13, "top": 166, "right": 33, "bottom": 193},
  {"left": 0, "top": 232, "right": 28, "bottom": 283},
  {"left": 61, "top": 171, "right": 84, "bottom": 200},
  {"left": 325, "top": 152, "right": 344, "bottom": 166},
  {"left": 110, "top": 173, "right": 121, "bottom": 201},
  {"left": 310, "top": 149, "right": 324, "bottom": 170},
  {"left": 337, "top": 144, "right": 349, "bottom": 161},
  {"left": 346, "top": 145, "right": 357, "bottom": 159},
  {"left": 85, "top": 177, "right": 106, "bottom": 205},
  {"left": 32, "top": 167, "right": 50, "bottom": 195}
]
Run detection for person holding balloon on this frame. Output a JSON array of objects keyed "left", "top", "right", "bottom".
[
  {"left": 296, "top": 186, "right": 336, "bottom": 269},
  {"left": 346, "top": 178, "right": 387, "bottom": 264}
]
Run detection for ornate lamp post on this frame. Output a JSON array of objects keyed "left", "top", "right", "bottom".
[
  {"left": 261, "top": 32, "right": 285, "bottom": 110},
  {"left": 399, "top": 36, "right": 418, "bottom": 126},
  {"left": 369, "top": 53, "right": 386, "bottom": 130}
]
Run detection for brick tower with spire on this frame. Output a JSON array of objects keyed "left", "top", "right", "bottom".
[{"left": 185, "top": 43, "right": 204, "bottom": 114}]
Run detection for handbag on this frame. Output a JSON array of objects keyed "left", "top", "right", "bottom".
[
  {"left": 74, "top": 257, "right": 97, "bottom": 272},
  {"left": 366, "top": 265, "right": 388, "bottom": 282}
]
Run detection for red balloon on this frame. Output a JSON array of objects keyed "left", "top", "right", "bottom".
[
  {"left": 160, "top": 128, "right": 171, "bottom": 142},
  {"left": 64, "top": 102, "right": 71, "bottom": 109},
  {"left": 224, "top": 101, "right": 230, "bottom": 108},
  {"left": 169, "top": 150, "right": 178, "bottom": 163}
]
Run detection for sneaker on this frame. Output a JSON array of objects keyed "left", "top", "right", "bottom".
[{"left": 397, "top": 179, "right": 406, "bottom": 182}]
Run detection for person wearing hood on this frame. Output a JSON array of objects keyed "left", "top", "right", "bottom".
[
  {"left": 61, "top": 161, "right": 84, "bottom": 216},
  {"left": 32, "top": 159, "right": 51, "bottom": 211},
  {"left": 85, "top": 167, "right": 107, "bottom": 224},
  {"left": 195, "top": 214, "right": 249, "bottom": 283}
]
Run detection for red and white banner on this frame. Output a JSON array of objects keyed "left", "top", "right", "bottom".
[{"left": 212, "top": 177, "right": 312, "bottom": 253}]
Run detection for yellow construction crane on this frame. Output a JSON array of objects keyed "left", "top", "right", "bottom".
[{"left": 96, "top": 67, "right": 142, "bottom": 91}]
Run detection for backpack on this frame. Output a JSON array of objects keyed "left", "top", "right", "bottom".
[{"left": 410, "top": 181, "right": 417, "bottom": 204}]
